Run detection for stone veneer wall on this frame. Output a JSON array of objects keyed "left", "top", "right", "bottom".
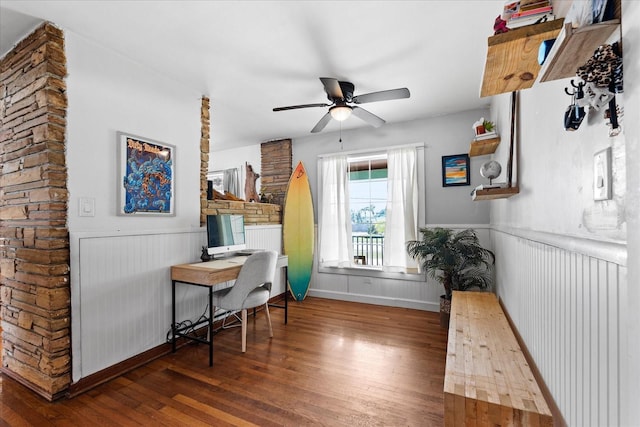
[
  {"left": 260, "top": 139, "right": 292, "bottom": 208},
  {"left": 203, "top": 200, "right": 281, "bottom": 225},
  {"left": 0, "top": 23, "right": 71, "bottom": 400},
  {"left": 200, "top": 96, "right": 210, "bottom": 226}
]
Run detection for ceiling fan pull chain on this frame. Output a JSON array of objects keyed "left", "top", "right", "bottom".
[{"left": 339, "top": 122, "right": 343, "bottom": 150}]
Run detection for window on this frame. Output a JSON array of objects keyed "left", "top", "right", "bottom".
[
  {"left": 349, "top": 154, "right": 387, "bottom": 267},
  {"left": 318, "top": 145, "right": 422, "bottom": 273}
]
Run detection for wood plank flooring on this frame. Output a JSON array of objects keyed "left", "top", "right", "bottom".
[{"left": 1, "top": 297, "right": 448, "bottom": 426}]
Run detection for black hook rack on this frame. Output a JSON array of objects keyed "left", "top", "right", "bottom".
[{"left": 564, "top": 80, "right": 585, "bottom": 98}]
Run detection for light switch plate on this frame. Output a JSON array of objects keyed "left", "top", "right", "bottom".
[
  {"left": 79, "top": 197, "right": 95, "bottom": 217},
  {"left": 593, "top": 147, "right": 612, "bottom": 201}
]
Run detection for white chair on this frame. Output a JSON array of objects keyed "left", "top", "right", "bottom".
[{"left": 211, "top": 250, "right": 277, "bottom": 352}]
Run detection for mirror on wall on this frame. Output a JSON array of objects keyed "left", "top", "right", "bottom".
[{"left": 207, "top": 168, "right": 241, "bottom": 199}]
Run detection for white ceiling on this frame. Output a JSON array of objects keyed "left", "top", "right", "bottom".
[{"left": 0, "top": 1, "right": 511, "bottom": 151}]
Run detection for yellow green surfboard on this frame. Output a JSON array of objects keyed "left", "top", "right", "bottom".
[{"left": 283, "top": 161, "right": 314, "bottom": 301}]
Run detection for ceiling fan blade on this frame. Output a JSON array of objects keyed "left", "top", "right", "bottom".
[
  {"left": 273, "top": 103, "right": 330, "bottom": 111},
  {"left": 351, "top": 106, "right": 385, "bottom": 128},
  {"left": 310, "top": 112, "right": 332, "bottom": 133},
  {"left": 353, "top": 88, "right": 410, "bottom": 104},
  {"left": 320, "top": 77, "right": 344, "bottom": 99}
]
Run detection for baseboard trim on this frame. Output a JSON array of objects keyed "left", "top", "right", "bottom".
[
  {"left": 499, "top": 297, "right": 567, "bottom": 427},
  {"left": 67, "top": 293, "right": 287, "bottom": 398},
  {"left": 307, "top": 289, "right": 439, "bottom": 312},
  {"left": 67, "top": 342, "right": 171, "bottom": 398},
  {"left": 0, "top": 367, "right": 66, "bottom": 402}
]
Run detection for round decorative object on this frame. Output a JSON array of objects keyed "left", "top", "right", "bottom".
[{"left": 480, "top": 160, "right": 502, "bottom": 181}]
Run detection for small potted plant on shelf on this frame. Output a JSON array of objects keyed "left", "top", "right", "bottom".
[
  {"left": 406, "top": 227, "right": 495, "bottom": 328},
  {"left": 473, "top": 117, "right": 496, "bottom": 137}
]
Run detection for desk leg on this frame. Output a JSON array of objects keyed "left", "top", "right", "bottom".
[
  {"left": 284, "top": 266, "right": 288, "bottom": 325},
  {"left": 208, "top": 287, "right": 214, "bottom": 367},
  {"left": 172, "top": 280, "right": 177, "bottom": 353}
]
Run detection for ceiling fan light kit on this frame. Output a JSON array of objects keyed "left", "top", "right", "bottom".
[
  {"left": 273, "top": 77, "right": 410, "bottom": 133},
  {"left": 329, "top": 105, "right": 352, "bottom": 121}
]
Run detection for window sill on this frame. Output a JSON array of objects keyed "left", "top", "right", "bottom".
[{"left": 318, "top": 265, "right": 422, "bottom": 282}]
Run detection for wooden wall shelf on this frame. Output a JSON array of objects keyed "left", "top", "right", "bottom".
[
  {"left": 538, "top": 20, "right": 621, "bottom": 83},
  {"left": 481, "top": 19, "right": 564, "bottom": 97},
  {"left": 472, "top": 186, "right": 520, "bottom": 201},
  {"left": 469, "top": 137, "right": 500, "bottom": 157}
]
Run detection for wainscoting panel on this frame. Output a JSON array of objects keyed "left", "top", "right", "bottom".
[
  {"left": 245, "top": 225, "right": 285, "bottom": 295},
  {"left": 71, "top": 225, "right": 282, "bottom": 382},
  {"left": 492, "top": 228, "right": 626, "bottom": 427},
  {"left": 71, "top": 229, "right": 205, "bottom": 380},
  {"left": 245, "top": 224, "right": 282, "bottom": 250}
]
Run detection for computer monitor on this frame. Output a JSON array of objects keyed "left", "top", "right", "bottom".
[{"left": 206, "top": 214, "right": 247, "bottom": 257}]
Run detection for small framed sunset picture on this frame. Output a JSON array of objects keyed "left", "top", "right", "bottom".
[{"left": 442, "top": 154, "right": 470, "bottom": 187}]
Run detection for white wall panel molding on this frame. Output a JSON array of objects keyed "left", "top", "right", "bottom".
[
  {"left": 426, "top": 223, "right": 491, "bottom": 229},
  {"left": 492, "top": 225, "right": 627, "bottom": 266},
  {"left": 70, "top": 226, "right": 282, "bottom": 382}
]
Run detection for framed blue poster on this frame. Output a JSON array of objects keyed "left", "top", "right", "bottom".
[{"left": 118, "top": 132, "right": 175, "bottom": 215}]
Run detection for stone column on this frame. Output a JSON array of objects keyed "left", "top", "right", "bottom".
[{"left": 0, "top": 22, "right": 71, "bottom": 400}]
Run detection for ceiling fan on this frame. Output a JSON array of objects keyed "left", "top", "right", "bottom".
[{"left": 273, "top": 77, "right": 410, "bottom": 133}]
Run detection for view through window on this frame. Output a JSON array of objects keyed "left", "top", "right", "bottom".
[{"left": 348, "top": 154, "right": 387, "bottom": 267}]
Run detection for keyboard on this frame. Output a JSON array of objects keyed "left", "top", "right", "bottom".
[{"left": 236, "top": 249, "right": 258, "bottom": 256}]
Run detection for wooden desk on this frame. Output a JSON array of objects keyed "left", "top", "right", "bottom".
[{"left": 171, "top": 254, "right": 288, "bottom": 366}]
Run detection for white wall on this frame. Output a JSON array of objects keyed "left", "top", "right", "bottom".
[
  {"left": 489, "top": 3, "right": 639, "bottom": 423},
  {"left": 64, "top": 30, "right": 206, "bottom": 381},
  {"left": 65, "top": 32, "right": 202, "bottom": 233},
  {"left": 292, "top": 109, "right": 492, "bottom": 225},
  {"left": 490, "top": 85, "right": 626, "bottom": 242},
  {"left": 620, "top": 1, "right": 639, "bottom": 424}
]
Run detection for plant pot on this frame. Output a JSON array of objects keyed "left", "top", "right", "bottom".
[{"left": 439, "top": 295, "right": 451, "bottom": 329}]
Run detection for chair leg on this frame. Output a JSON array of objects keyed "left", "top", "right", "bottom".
[
  {"left": 264, "top": 303, "right": 273, "bottom": 338},
  {"left": 241, "top": 309, "right": 247, "bottom": 353}
]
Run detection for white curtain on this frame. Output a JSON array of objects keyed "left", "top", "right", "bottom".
[
  {"left": 318, "top": 155, "right": 353, "bottom": 267},
  {"left": 383, "top": 147, "right": 419, "bottom": 272},
  {"left": 224, "top": 168, "right": 240, "bottom": 196}
]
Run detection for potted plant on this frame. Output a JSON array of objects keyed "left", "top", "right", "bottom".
[
  {"left": 406, "top": 227, "right": 495, "bottom": 328},
  {"left": 482, "top": 119, "right": 495, "bottom": 133},
  {"left": 472, "top": 117, "right": 496, "bottom": 136}
]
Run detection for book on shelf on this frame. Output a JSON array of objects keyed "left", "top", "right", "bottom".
[
  {"left": 510, "top": 5, "right": 552, "bottom": 19},
  {"left": 519, "top": 0, "right": 551, "bottom": 11},
  {"left": 502, "top": 0, "right": 551, "bottom": 20},
  {"left": 508, "top": 13, "right": 556, "bottom": 29},
  {"left": 503, "top": 1, "right": 520, "bottom": 17}
]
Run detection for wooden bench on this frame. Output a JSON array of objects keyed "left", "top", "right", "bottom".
[{"left": 444, "top": 291, "right": 553, "bottom": 427}]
